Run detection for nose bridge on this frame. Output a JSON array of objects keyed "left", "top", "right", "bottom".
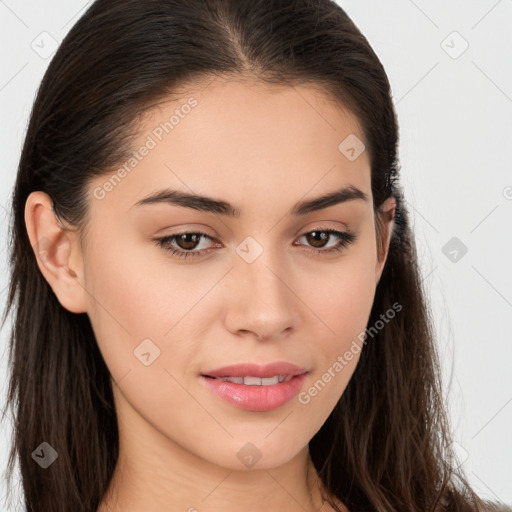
[{"left": 236, "top": 233, "right": 286, "bottom": 288}]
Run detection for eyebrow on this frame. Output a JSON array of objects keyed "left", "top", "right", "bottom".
[{"left": 133, "top": 184, "right": 368, "bottom": 217}]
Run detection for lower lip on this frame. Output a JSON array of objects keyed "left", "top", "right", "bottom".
[{"left": 200, "top": 373, "right": 308, "bottom": 411}]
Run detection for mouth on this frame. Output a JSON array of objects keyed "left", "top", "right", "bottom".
[
  {"left": 201, "top": 374, "right": 295, "bottom": 385},
  {"left": 199, "top": 372, "right": 309, "bottom": 411},
  {"left": 201, "top": 361, "right": 308, "bottom": 379}
]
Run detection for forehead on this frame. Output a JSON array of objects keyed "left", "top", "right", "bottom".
[
  {"left": 140, "top": 75, "right": 365, "bottom": 147},
  {"left": 89, "top": 76, "right": 371, "bottom": 216}
]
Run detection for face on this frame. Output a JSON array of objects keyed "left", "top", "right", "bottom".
[{"left": 37, "top": 77, "right": 394, "bottom": 471}]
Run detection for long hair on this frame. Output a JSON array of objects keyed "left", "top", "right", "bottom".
[{"left": 1, "top": 1, "right": 506, "bottom": 511}]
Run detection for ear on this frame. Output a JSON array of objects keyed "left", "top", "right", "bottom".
[
  {"left": 375, "top": 195, "right": 396, "bottom": 285},
  {"left": 24, "top": 191, "right": 88, "bottom": 314}
]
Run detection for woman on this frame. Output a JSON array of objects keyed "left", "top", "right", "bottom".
[{"left": 1, "top": 0, "right": 508, "bottom": 511}]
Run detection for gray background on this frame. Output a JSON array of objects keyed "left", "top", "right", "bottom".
[{"left": 1, "top": 0, "right": 511, "bottom": 509}]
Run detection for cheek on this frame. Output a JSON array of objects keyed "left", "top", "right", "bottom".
[
  {"left": 302, "top": 232, "right": 378, "bottom": 343},
  {"left": 83, "top": 231, "right": 222, "bottom": 385},
  {"left": 83, "top": 234, "right": 174, "bottom": 379},
  {"left": 296, "top": 234, "right": 378, "bottom": 404}
]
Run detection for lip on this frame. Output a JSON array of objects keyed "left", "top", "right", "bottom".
[
  {"left": 200, "top": 372, "right": 308, "bottom": 411},
  {"left": 201, "top": 362, "right": 308, "bottom": 379}
]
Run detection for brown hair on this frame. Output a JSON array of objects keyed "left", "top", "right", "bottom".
[{"left": 1, "top": 1, "right": 507, "bottom": 511}]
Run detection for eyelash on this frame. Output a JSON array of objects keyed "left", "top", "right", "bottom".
[{"left": 154, "top": 227, "right": 357, "bottom": 260}]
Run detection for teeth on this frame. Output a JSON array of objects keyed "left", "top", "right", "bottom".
[
  {"left": 215, "top": 375, "right": 293, "bottom": 385},
  {"left": 217, "top": 376, "right": 244, "bottom": 384}
]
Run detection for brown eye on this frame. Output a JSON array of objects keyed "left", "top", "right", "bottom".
[
  {"left": 304, "top": 230, "right": 331, "bottom": 248},
  {"left": 154, "top": 231, "right": 217, "bottom": 260},
  {"left": 296, "top": 228, "right": 357, "bottom": 255},
  {"left": 174, "top": 233, "right": 203, "bottom": 251},
  {"left": 154, "top": 227, "right": 357, "bottom": 261}
]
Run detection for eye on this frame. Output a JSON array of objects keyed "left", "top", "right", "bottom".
[
  {"left": 153, "top": 227, "right": 357, "bottom": 260},
  {"left": 294, "top": 228, "right": 357, "bottom": 256},
  {"left": 154, "top": 231, "right": 218, "bottom": 260}
]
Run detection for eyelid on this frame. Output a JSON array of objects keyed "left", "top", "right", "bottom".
[
  {"left": 153, "top": 223, "right": 217, "bottom": 237},
  {"left": 293, "top": 220, "right": 350, "bottom": 236}
]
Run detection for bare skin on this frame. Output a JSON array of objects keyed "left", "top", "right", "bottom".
[{"left": 25, "top": 76, "right": 395, "bottom": 512}]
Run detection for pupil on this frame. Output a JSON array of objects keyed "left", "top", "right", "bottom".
[
  {"left": 308, "top": 231, "right": 328, "bottom": 248},
  {"left": 179, "top": 233, "right": 200, "bottom": 250}
]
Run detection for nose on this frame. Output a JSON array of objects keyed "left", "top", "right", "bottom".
[{"left": 223, "top": 242, "right": 299, "bottom": 341}]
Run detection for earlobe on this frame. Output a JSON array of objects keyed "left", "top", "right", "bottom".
[
  {"left": 24, "top": 191, "right": 88, "bottom": 314},
  {"left": 375, "top": 195, "right": 397, "bottom": 284}
]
